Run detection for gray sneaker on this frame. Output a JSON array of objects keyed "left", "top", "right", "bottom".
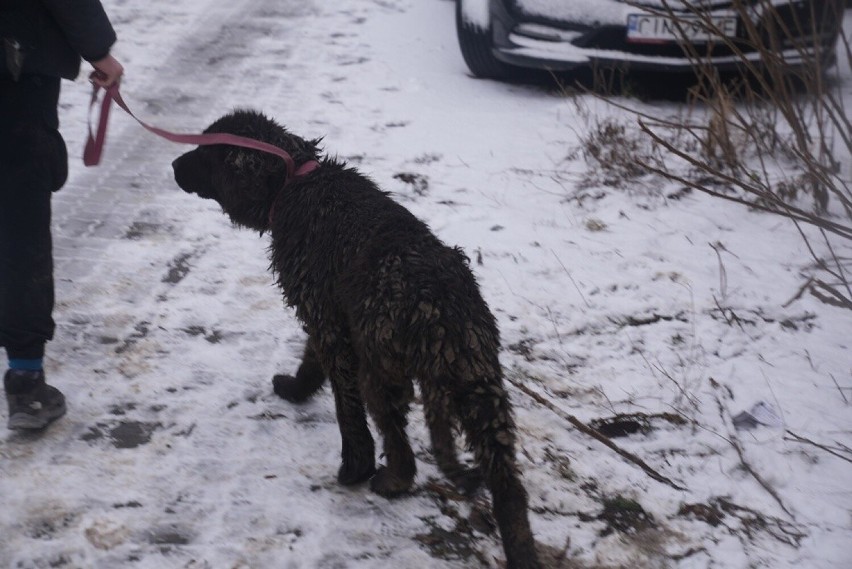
[{"left": 4, "top": 369, "right": 67, "bottom": 430}]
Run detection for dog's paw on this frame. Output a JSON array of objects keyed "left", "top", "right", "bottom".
[
  {"left": 337, "top": 459, "right": 376, "bottom": 486},
  {"left": 449, "top": 467, "right": 483, "bottom": 495},
  {"left": 272, "top": 374, "right": 316, "bottom": 403},
  {"left": 369, "top": 466, "right": 414, "bottom": 498}
]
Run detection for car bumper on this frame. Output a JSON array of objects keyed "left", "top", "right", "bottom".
[
  {"left": 489, "top": 0, "right": 840, "bottom": 73},
  {"left": 493, "top": 30, "right": 831, "bottom": 73}
]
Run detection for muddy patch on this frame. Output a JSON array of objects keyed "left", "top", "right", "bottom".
[
  {"left": 180, "top": 325, "right": 227, "bottom": 344},
  {"left": 414, "top": 516, "right": 480, "bottom": 563},
  {"left": 393, "top": 172, "right": 429, "bottom": 196},
  {"left": 115, "top": 321, "right": 151, "bottom": 355},
  {"left": 587, "top": 496, "right": 657, "bottom": 537},
  {"left": 589, "top": 412, "right": 687, "bottom": 438},
  {"left": 162, "top": 252, "right": 194, "bottom": 284},
  {"left": 81, "top": 421, "right": 162, "bottom": 449}
]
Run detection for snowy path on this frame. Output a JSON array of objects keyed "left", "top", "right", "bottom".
[{"left": 2, "top": 1, "right": 850, "bottom": 568}]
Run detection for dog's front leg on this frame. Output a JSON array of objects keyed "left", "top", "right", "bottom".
[
  {"left": 330, "top": 373, "right": 376, "bottom": 485},
  {"left": 318, "top": 333, "right": 376, "bottom": 485}
]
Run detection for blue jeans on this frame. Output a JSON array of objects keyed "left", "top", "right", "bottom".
[{"left": 0, "top": 74, "right": 66, "bottom": 360}]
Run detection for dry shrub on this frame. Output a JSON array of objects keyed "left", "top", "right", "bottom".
[
  {"left": 622, "top": 0, "right": 852, "bottom": 308},
  {"left": 580, "top": 118, "right": 661, "bottom": 188}
]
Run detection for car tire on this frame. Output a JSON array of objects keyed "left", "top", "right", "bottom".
[{"left": 455, "top": 0, "right": 511, "bottom": 79}]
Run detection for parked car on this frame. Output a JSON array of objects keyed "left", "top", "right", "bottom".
[{"left": 455, "top": 0, "right": 842, "bottom": 79}]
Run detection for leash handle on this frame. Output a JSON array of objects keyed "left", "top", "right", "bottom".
[
  {"left": 83, "top": 83, "right": 112, "bottom": 167},
  {"left": 84, "top": 83, "right": 319, "bottom": 179}
]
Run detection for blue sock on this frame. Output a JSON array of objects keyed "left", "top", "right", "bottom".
[{"left": 9, "top": 358, "right": 44, "bottom": 372}]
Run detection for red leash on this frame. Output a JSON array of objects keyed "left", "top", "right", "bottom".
[{"left": 84, "top": 83, "right": 320, "bottom": 181}]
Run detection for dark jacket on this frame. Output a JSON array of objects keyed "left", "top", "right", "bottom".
[{"left": 0, "top": 0, "right": 116, "bottom": 80}]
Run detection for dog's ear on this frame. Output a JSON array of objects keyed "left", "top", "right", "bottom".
[
  {"left": 223, "top": 147, "right": 285, "bottom": 202},
  {"left": 225, "top": 147, "right": 269, "bottom": 179}
]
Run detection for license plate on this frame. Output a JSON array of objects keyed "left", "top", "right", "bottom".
[{"left": 627, "top": 13, "right": 737, "bottom": 44}]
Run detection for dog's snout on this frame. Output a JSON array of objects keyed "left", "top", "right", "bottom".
[
  {"left": 172, "top": 153, "right": 192, "bottom": 178},
  {"left": 172, "top": 149, "right": 215, "bottom": 200},
  {"left": 172, "top": 155, "right": 189, "bottom": 190}
]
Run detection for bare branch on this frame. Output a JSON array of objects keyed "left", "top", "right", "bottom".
[
  {"left": 784, "top": 430, "right": 852, "bottom": 464},
  {"left": 507, "top": 376, "right": 689, "bottom": 492}
]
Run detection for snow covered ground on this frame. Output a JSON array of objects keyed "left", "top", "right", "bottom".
[{"left": 1, "top": 1, "right": 850, "bottom": 568}]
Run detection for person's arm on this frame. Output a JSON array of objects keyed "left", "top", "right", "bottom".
[{"left": 41, "top": 0, "right": 123, "bottom": 85}]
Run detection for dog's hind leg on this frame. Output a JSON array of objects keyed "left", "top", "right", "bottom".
[
  {"left": 421, "top": 381, "right": 482, "bottom": 494},
  {"left": 272, "top": 337, "right": 326, "bottom": 403},
  {"left": 457, "top": 383, "right": 541, "bottom": 569},
  {"left": 361, "top": 369, "right": 416, "bottom": 498}
]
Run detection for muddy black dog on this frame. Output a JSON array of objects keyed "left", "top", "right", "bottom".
[{"left": 172, "top": 110, "right": 541, "bottom": 569}]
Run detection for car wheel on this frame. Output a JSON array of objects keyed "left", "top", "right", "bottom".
[{"left": 455, "top": 0, "right": 511, "bottom": 79}]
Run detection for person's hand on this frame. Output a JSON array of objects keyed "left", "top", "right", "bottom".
[{"left": 90, "top": 54, "right": 124, "bottom": 88}]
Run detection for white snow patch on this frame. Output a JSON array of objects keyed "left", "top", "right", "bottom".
[
  {"left": 460, "top": 0, "right": 490, "bottom": 30},
  {"left": 518, "top": 0, "right": 628, "bottom": 25}
]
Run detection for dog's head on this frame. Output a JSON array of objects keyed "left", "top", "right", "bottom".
[{"left": 172, "top": 109, "right": 320, "bottom": 231}]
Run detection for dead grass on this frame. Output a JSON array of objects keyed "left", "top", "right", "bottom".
[{"left": 576, "top": 0, "right": 852, "bottom": 309}]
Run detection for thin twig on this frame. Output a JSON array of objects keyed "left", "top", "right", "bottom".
[
  {"left": 784, "top": 430, "right": 852, "bottom": 464},
  {"left": 830, "top": 373, "right": 849, "bottom": 405},
  {"left": 782, "top": 277, "right": 814, "bottom": 308},
  {"left": 710, "top": 379, "right": 793, "bottom": 517},
  {"left": 821, "top": 228, "right": 852, "bottom": 302},
  {"left": 734, "top": 438, "right": 791, "bottom": 517},
  {"left": 507, "top": 377, "right": 688, "bottom": 492},
  {"left": 709, "top": 241, "right": 729, "bottom": 301},
  {"left": 551, "top": 249, "right": 591, "bottom": 308},
  {"left": 810, "top": 279, "right": 852, "bottom": 309}
]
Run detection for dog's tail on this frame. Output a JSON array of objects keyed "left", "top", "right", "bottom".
[{"left": 457, "top": 380, "right": 541, "bottom": 569}]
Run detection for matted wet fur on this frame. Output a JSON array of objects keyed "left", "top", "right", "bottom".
[{"left": 172, "top": 110, "right": 542, "bottom": 569}]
